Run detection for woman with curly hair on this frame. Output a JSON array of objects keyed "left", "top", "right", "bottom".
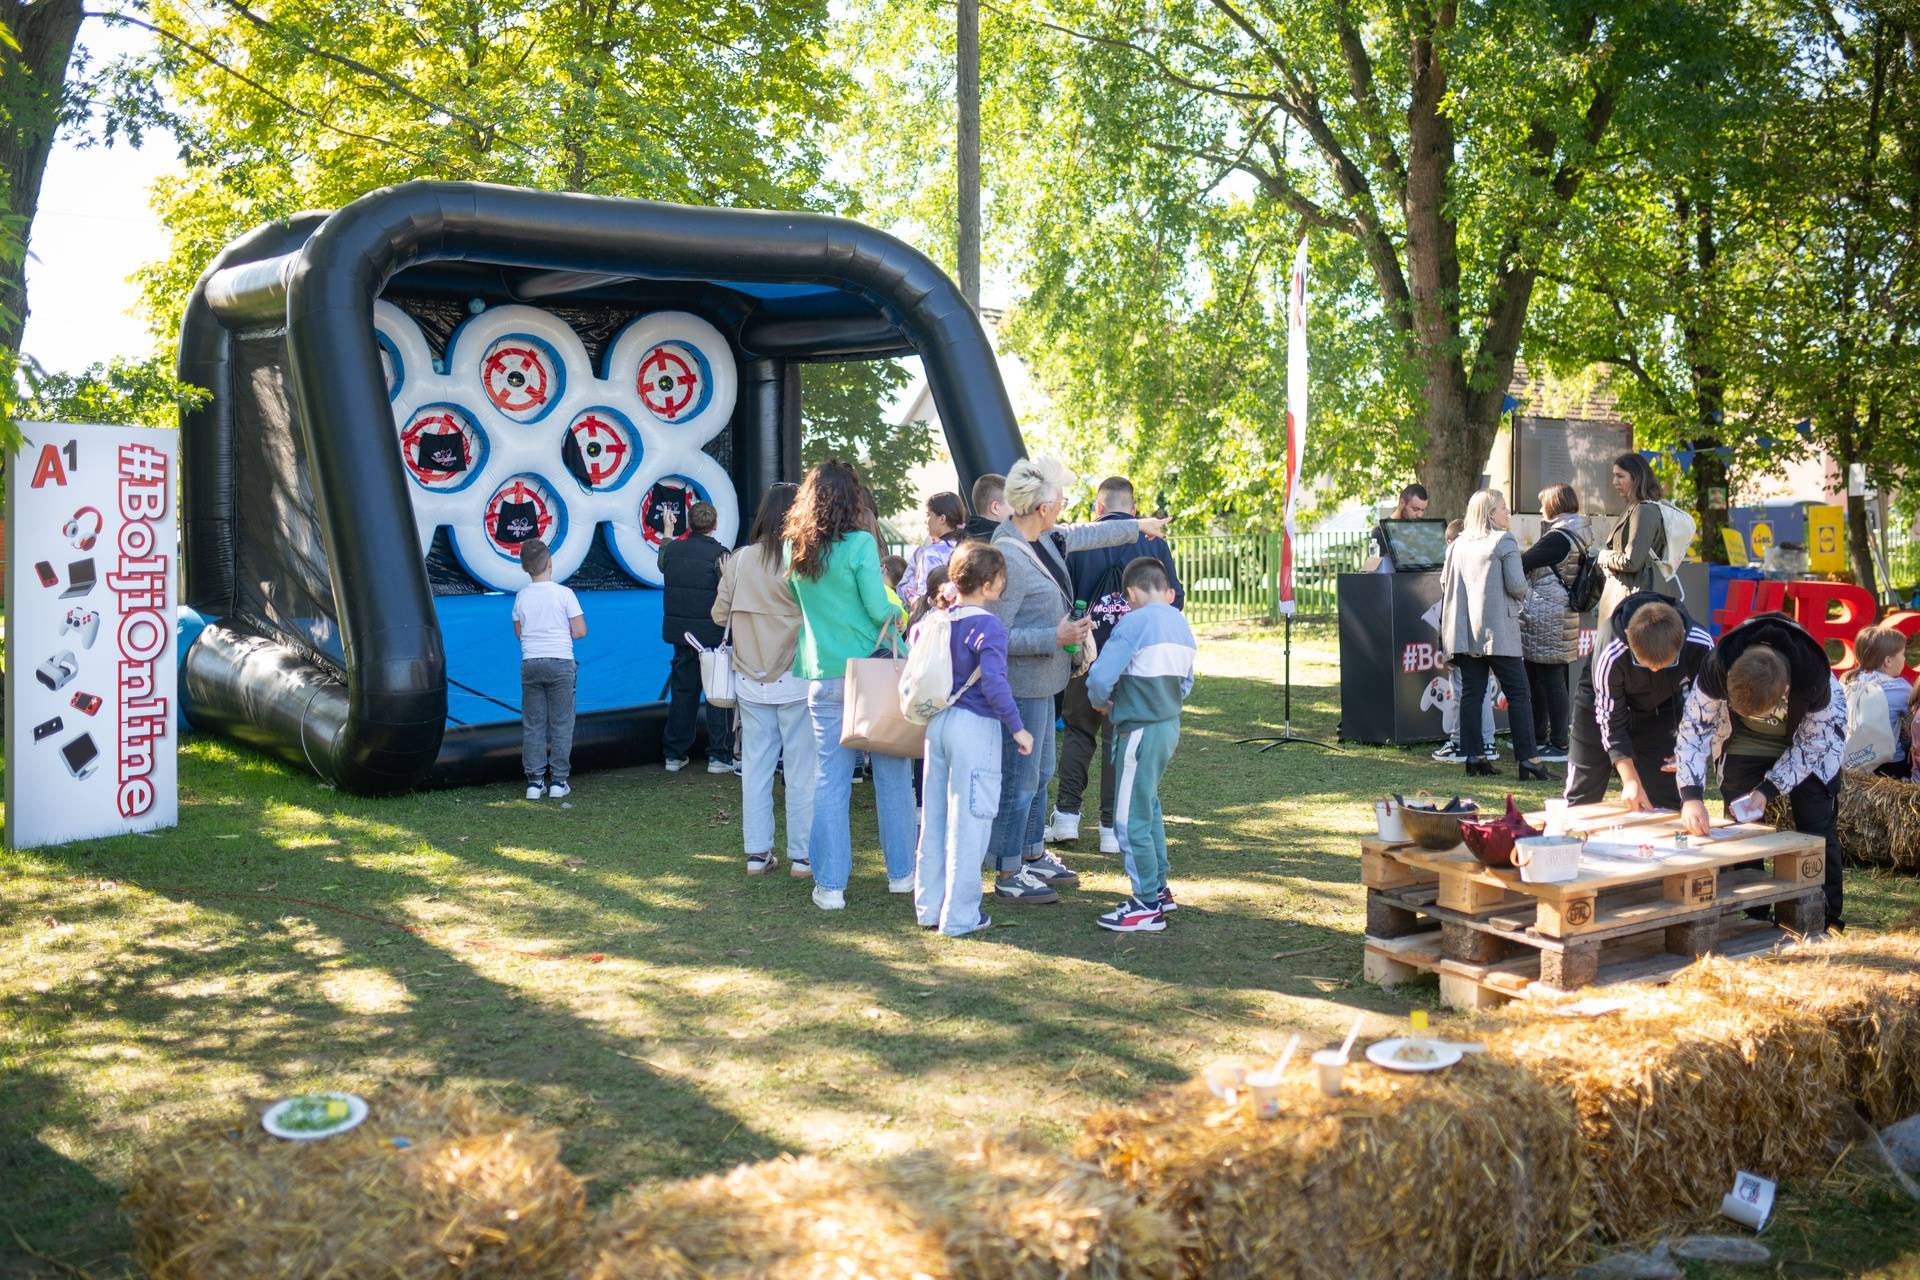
[{"left": 784, "top": 460, "right": 915, "bottom": 910}]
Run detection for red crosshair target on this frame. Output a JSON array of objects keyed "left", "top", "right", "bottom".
[
  {"left": 481, "top": 341, "right": 554, "bottom": 416},
  {"left": 569, "top": 413, "right": 632, "bottom": 487},
  {"left": 399, "top": 409, "right": 475, "bottom": 487},
  {"left": 638, "top": 344, "right": 702, "bottom": 421},
  {"left": 485, "top": 478, "right": 556, "bottom": 555}
]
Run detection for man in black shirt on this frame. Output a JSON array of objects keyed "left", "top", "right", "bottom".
[{"left": 1565, "top": 594, "right": 1713, "bottom": 810}]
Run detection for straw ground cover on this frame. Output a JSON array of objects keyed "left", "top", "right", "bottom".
[{"left": 6, "top": 625, "right": 1920, "bottom": 1276}]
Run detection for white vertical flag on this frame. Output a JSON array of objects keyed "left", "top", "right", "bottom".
[{"left": 1279, "top": 238, "right": 1308, "bottom": 616}]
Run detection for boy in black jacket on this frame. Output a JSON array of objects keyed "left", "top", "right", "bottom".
[
  {"left": 1046, "top": 476, "right": 1184, "bottom": 851},
  {"left": 1676, "top": 611, "right": 1846, "bottom": 925},
  {"left": 658, "top": 502, "right": 734, "bottom": 774},
  {"left": 1565, "top": 594, "right": 1713, "bottom": 811}
]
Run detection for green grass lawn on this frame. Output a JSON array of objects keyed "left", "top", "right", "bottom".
[{"left": 5, "top": 624, "right": 1920, "bottom": 1277}]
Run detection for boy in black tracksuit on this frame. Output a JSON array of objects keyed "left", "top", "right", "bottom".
[
  {"left": 1565, "top": 593, "right": 1714, "bottom": 811},
  {"left": 1675, "top": 612, "right": 1847, "bottom": 925},
  {"left": 1047, "top": 477, "right": 1184, "bottom": 849}
]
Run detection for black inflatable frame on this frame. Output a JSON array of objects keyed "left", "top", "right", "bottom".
[{"left": 179, "top": 181, "right": 1025, "bottom": 795}]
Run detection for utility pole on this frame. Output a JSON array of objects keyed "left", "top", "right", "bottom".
[{"left": 956, "top": 0, "right": 980, "bottom": 308}]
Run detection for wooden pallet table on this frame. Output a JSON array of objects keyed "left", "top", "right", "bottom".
[{"left": 1361, "top": 801, "right": 1825, "bottom": 1009}]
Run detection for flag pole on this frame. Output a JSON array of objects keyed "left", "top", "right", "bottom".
[{"left": 1240, "top": 236, "right": 1340, "bottom": 753}]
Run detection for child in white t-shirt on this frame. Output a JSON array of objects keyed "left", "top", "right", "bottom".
[{"left": 512, "top": 538, "right": 586, "bottom": 799}]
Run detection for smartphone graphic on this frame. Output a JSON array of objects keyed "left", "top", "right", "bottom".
[
  {"left": 34, "top": 715, "right": 63, "bottom": 742},
  {"left": 70, "top": 692, "right": 103, "bottom": 716},
  {"left": 35, "top": 560, "right": 57, "bottom": 588},
  {"left": 61, "top": 732, "right": 101, "bottom": 780}
]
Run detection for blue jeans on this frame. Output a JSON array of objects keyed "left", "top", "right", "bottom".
[
  {"left": 806, "top": 679, "right": 917, "bottom": 891},
  {"left": 739, "top": 697, "right": 814, "bottom": 862},
  {"left": 988, "top": 694, "right": 1058, "bottom": 873},
  {"left": 915, "top": 707, "right": 1002, "bottom": 934}
]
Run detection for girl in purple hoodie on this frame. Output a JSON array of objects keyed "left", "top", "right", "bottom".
[{"left": 909, "top": 542, "right": 1033, "bottom": 936}]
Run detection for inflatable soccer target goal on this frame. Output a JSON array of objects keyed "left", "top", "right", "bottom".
[{"left": 177, "top": 182, "right": 1024, "bottom": 794}]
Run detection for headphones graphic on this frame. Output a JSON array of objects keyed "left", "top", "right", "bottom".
[{"left": 63, "top": 506, "right": 103, "bottom": 551}]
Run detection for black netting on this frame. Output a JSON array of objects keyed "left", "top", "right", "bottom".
[{"left": 230, "top": 332, "right": 347, "bottom": 670}]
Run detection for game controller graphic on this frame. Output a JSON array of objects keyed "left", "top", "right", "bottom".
[
  {"left": 1418, "top": 675, "right": 1452, "bottom": 713},
  {"left": 70, "top": 691, "right": 102, "bottom": 716},
  {"left": 61, "top": 606, "right": 100, "bottom": 649},
  {"left": 36, "top": 650, "right": 79, "bottom": 691},
  {"left": 64, "top": 505, "right": 103, "bottom": 551}
]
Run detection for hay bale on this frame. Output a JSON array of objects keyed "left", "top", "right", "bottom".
[
  {"left": 586, "top": 1136, "right": 1180, "bottom": 1279},
  {"left": 1834, "top": 768, "right": 1920, "bottom": 872},
  {"left": 1486, "top": 984, "right": 1848, "bottom": 1236},
  {"left": 126, "top": 1085, "right": 585, "bottom": 1279},
  {"left": 1075, "top": 1058, "right": 1587, "bottom": 1280},
  {"left": 1674, "top": 929, "right": 1920, "bottom": 1126}
]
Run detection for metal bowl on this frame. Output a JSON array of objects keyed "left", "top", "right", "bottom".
[{"left": 1398, "top": 803, "right": 1479, "bottom": 851}]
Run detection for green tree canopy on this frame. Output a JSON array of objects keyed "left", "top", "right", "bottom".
[{"left": 126, "top": 0, "right": 925, "bottom": 505}]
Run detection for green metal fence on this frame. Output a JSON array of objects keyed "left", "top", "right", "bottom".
[{"left": 1170, "top": 529, "right": 1372, "bottom": 624}]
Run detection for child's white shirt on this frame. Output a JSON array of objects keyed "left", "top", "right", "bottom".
[{"left": 514, "top": 581, "right": 583, "bottom": 661}]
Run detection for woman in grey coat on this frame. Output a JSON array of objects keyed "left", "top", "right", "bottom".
[
  {"left": 1519, "top": 483, "right": 1592, "bottom": 762},
  {"left": 986, "top": 457, "right": 1168, "bottom": 903},
  {"left": 1438, "top": 489, "right": 1547, "bottom": 780}
]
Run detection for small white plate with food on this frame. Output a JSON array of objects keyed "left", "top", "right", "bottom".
[{"left": 1364, "top": 1037, "right": 1465, "bottom": 1073}]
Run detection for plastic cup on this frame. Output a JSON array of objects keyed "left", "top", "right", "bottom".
[
  {"left": 1311, "top": 1049, "right": 1345, "bottom": 1097},
  {"left": 1245, "top": 1069, "right": 1282, "bottom": 1119},
  {"left": 1543, "top": 797, "right": 1570, "bottom": 835},
  {"left": 1203, "top": 1058, "right": 1248, "bottom": 1103},
  {"left": 1721, "top": 1170, "right": 1776, "bottom": 1230}
]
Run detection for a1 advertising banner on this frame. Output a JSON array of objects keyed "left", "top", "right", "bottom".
[{"left": 5, "top": 422, "right": 178, "bottom": 848}]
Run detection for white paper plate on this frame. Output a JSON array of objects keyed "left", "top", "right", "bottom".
[
  {"left": 1365, "top": 1037, "right": 1465, "bottom": 1073},
  {"left": 262, "top": 1092, "right": 369, "bottom": 1141}
]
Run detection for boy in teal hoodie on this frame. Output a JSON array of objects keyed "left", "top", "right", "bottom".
[{"left": 1084, "top": 557, "right": 1197, "bottom": 932}]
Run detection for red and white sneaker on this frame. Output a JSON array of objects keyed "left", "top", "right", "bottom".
[
  {"left": 1096, "top": 896, "right": 1166, "bottom": 933},
  {"left": 1158, "top": 886, "right": 1179, "bottom": 913}
]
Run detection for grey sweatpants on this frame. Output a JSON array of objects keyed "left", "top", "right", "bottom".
[{"left": 522, "top": 658, "right": 577, "bottom": 786}]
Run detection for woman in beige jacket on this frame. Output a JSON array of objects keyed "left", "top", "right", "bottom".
[
  {"left": 713, "top": 482, "right": 815, "bottom": 877},
  {"left": 1592, "top": 452, "right": 1679, "bottom": 671},
  {"left": 1438, "top": 490, "right": 1548, "bottom": 780}
]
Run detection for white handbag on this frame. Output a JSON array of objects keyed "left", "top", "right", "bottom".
[{"left": 685, "top": 628, "right": 737, "bottom": 709}]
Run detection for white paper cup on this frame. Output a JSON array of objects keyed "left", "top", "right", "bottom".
[
  {"left": 1245, "top": 1069, "right": 1282, "bottom": 1119},
  {"left": 1720, "top": 1170, "right": 1776, "bottom": 1230},
  {"left": 1311, "top": 1049, "right": 1345, "bottom": 1097},
  {"left": 1543, "top": 797, "right": 1570, "bottom": 836},
  {"left": 1204, "top": 1058, "right": 1248, "bottom": 1103}
]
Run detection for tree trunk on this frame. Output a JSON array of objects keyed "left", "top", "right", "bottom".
[
  {"left": 1846, "top": 491, "right": 1878, "bottom": 597},
  {"left": 1414, "top": 370, "right": 1496, "bottom": 518},
  {"left": 1688, "top": 436, "right": 1729, "bottom": 564},
  {"left": 955, "top": 0, "right": 980, "bottom": 307},
  {"left": 0, "top": 0, "right": 86, "bottom": 358}
]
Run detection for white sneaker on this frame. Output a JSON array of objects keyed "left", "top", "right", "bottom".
[
  {"left": 708, "top": 757, "right": 736, "bottom": 775},
  {"left": 664, "top": 757, "right": 689, "bottom": 773},
  {"left": 889, "top": 875, "right": 914, "bottom": 894},
  {"left": 548, "top": 782, "right": 571, "bottom": 799},
  {"left": 811, "top": 886, "right": 845, "bottom": 910},
  {"left": 1099, "top": 826, "right": 1120, "bottom": 854},
  {"left": 1047, "top": 810, "right": 1081, "bottom": 843},
  {"left": 525, "top": 784, "right": 545, "bottom": 800}
]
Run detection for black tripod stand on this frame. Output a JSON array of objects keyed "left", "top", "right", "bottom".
[{"left": 1238, "top": 614, "right": 1342, "bottom": 753}]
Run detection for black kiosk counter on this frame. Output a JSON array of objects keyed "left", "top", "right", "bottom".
[{"left": 1337, "top": 561, "right": 1709, "bottom": 747}]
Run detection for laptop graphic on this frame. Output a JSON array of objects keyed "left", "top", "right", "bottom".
[{"left": 60, "top": 558, "right": 97, "bottom": 599}]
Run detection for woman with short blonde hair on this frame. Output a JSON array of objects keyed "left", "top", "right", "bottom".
[{"left": 984, "top": 456, "right": 1169, "bottom": 902}]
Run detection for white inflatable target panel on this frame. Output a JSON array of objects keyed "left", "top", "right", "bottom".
[
  {"left": 381, "top": 303, "right": 738, "bottom": 593},
  {"left": 604, "top": 312, "right": 737, "bottom": 443},
  {"left": 565, "top": 407, "right": 642, "bottom": 492},
  {"left": 606, "top": 453, "right": 740, "bottom": 586}
]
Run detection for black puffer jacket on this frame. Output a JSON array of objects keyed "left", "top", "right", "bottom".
[{"left": 659, "top": 534, "right": 729, "bottom": 648}]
